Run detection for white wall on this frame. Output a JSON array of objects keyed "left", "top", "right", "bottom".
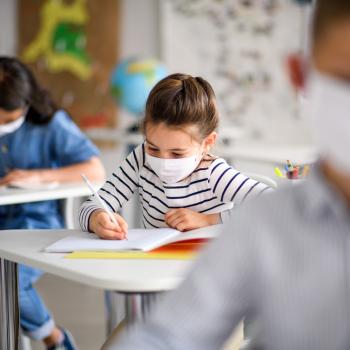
[
  {"left": 0, "top": 0, "right": 17, "bottom": 55},
  {"left": 120, "top": 0, "right": 160, "bottom": 59},
  {"left": 160, "top": 1, "right": 312, "bottom": 146}
]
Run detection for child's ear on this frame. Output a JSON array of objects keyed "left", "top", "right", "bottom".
[{"left": 203, "top": 132, "right": 217, "bottom": 152}]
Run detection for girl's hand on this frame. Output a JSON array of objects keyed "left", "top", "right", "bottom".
[
  {"left": 0, "top": 169, "right": 43, "bottom": 186},
  {"left": 89, "top": 209, "right": 128, "bottom": 240},
  {"left": 165, "top": 208, "right": 220, "bottom": 232}
]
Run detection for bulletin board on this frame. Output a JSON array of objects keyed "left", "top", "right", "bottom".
[
  {"left": 17, "top": 0, "right": 120, "bottom": 129},
  {"left": 161, "top": 0, "right": 311, "bottom": 144}
]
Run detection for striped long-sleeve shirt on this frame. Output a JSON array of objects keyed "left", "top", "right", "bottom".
[{"left": 79, "top": 143, "right": 271, "bottom": 231}]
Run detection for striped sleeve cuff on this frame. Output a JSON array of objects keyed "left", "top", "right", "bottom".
[{"left": 79, "top": 204, "right": 100, "bottom": 232}]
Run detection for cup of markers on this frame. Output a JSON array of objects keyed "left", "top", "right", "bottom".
[{"left": 274, "top": 160, "right": 310, "bottom": 180}]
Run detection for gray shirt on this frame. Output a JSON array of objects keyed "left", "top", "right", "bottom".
[{"left": 110, "top": 168, "right": 350, "bottom": 350}]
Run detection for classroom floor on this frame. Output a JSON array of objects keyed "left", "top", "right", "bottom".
[
  {"left": 30, "top": 274, "right": 106, "bottom": 350},
  {"left": 29, "top": 274, "right": 242, "bottom": 350}
]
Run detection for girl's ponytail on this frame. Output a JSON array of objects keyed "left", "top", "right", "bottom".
[{"left": 24, "top": 65, "right": 57, "bottom": 124}]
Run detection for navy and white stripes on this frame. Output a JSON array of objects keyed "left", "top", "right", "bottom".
[{"left": 79, "top": 143, "right": 271, "bottom": 231}]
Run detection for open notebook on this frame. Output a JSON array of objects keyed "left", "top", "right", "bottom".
[{"left": 45, "top": 225, "right": 222, "bottom": 253}]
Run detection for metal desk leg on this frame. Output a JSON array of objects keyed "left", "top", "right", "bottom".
[
  {"left": 101, "top": 292, "right": 162, "bottom": 350},
  {"left": 0, "top": 258, "right": 20, "bottom": 350},
  {"left": 124, "top": 292, "right": 160, "bottom": 325},
  {"left": 105, "top": 291, "right": 125, "bottom": 336},
  {"left": 62, "top": 197, "right": 75, "bottom": 229}
]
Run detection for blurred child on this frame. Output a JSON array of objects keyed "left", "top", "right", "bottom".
[{"left": 0, "top": 57, "right": 105, "bottom": 350}]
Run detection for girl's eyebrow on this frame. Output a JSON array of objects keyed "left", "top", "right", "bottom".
[
  {"left": 145, "top": 139, "right": 189, "bottom": 152},
  {"left": 145, "top": 139, "right": 159, "bottom": 148},
  {"left": 169, "top": 148, "right": 188, "bottom": 152}
]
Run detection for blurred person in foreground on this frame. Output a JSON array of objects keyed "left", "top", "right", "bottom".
[{"left": 102, "top": 1, "right": 350, "bottom": 349}]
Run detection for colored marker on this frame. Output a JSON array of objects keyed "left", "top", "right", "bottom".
[
  {"left": 302, "top": 165, "right": 310, "bottom": 177},
  {"left": 293, "top": 167, "right": 299, "bottom": 179},
  {"left": 274, "top": 167, "right": 284, "bottom": 178}
]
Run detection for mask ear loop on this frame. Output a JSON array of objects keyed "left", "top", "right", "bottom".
[
  {"left": 201, "top": 140, "right": 210, "bottom": 159},
  {"left": 195, "top": 145, "right": 206, "bottom": 165}
]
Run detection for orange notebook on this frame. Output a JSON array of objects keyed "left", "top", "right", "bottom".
[{"left": 65, "top": 239, "right": 209, "bottom": 260}]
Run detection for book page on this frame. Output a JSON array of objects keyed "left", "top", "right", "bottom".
[
  {"left": 45, "top": 225, "right": 223, "bottom": 253},
  {"left": 45, "top": 228, "right": 180, "bottom": 253},
  {"left": 167, "top": 224, "right": 222, "bottom": 244}
]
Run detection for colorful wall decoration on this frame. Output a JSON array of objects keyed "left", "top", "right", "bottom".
[{"left": 18, "top": 0, "right": 120, "bottom": 130}]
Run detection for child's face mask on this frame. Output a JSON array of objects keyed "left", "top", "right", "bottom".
[
  {"left": 308, "top": 70, "right": 350, "bottom": 174},
  {"left": 146, "top": 148, "right": 203, "bottom": 184},
  {"left": 0, "top": 116, "right": 25, "bottom": 137}
]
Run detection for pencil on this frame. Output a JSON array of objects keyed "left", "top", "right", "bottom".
[{"left": 81, "top": 174, "right": 126, "bottom": 240}]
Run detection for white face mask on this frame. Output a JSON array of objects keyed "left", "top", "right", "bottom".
[
  {"left": 146, "top": 151, "right": 203, "bottom": 184},
  {"left": 0, "top": 116, "right": 25, "bottom": 137},
  {"left": 308, "top": 71, "right": 350, "bottom": 174}
]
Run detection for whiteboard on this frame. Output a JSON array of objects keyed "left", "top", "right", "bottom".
[{"left": 160, "top": 0, "right": 311, "bottom": 144}]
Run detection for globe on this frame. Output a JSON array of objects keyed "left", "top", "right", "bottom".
[{"left": 110, "top": 58, "right": 167, "bottom": 116}]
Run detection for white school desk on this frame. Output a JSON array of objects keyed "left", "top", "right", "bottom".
[
  {"left": 0, "top": 229, "right": 192, "bottom": 350},
  {"left": 0, "top": 183, "right": 100, "bottom": 229}
]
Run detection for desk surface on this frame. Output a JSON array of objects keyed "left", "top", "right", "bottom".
[
  {"left": 0, "top": 183, "right": 98, "bottom": 206},
  {"left": 0, "top": 230, "right": 192, "bottom": 292}
]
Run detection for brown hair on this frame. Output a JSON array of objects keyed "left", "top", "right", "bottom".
[
  {"left": 0, "top": 56, "right": 57, "bottom": 124},
  {"left": 144, "top": 73, "right": 219, "bottom": 140},
  {"left": 313, "top": 0, "right": 350, "bottom": 42}
]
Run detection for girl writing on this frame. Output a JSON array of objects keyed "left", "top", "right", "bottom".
[
  {"left": 0, "top": 57, "right": 105, "bottom": 350},
  {"left": 80, "top": 73, "right": 271, "bottom": 239}
]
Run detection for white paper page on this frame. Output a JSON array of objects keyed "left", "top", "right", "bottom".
[
  {"left": 167, "top": 224, "right": 223, "bottom": 244},
  {"left": 45, "top": 228, "right": 180, "bottom": 253}
]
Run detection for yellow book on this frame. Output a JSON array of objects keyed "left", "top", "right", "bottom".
[{"left": 65, "top": 250, "right": 196, "bottom": 260}]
